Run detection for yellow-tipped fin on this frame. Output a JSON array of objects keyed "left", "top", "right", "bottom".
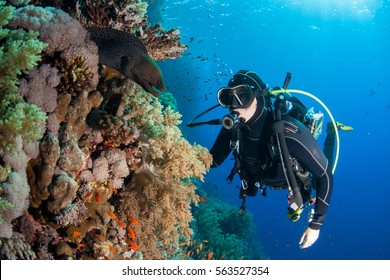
[{"left": 336, "top": 122, "right": 353, "bottom": 132}]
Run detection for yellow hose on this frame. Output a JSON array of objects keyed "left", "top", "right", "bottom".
[{"left": 269, "top": 89, "right": 340, "bottom": 174}]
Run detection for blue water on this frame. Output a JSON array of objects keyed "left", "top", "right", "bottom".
[{"left": 150, "top": 0, "right": 390, "bottom": 259}]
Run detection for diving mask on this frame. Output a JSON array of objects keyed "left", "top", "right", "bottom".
[{"left": 217, "top": 84, "right": 255, "bottom": 109}]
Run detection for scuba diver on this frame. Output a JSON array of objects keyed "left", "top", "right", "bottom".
[{"left": 188, "top": 70, "right": 352, "bottom": 249}]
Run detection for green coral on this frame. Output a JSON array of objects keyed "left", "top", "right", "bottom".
[
  {"left": 159, "top": 91, "right": 177, "bottom": 112},
  {"left": 0, "top": 162, "right": 13, "bottom": 224},
  {"left": 0, "top": 1, "right": 47, "bottom": 151},
  {"left": 0, "top": 2, "right": 46, "bottom": 92},
  {"left": 189, "top": 196, "right": 265, "bottom": 260},
  {"left": 0, "top": 163, "right": 11, "bottom": 182},
  {"left": 0, "top": 196, "right": 13, "bottom": 224},
  {"left": 0, "top": 95, "right": 47, "bottom": 151},
  {"left": 121, "top": 81, "right": 165, "bottom": 138}
]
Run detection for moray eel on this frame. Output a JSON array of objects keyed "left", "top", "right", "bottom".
[{"left": 87, "top": 27, "right": 166, "bottom": 97}]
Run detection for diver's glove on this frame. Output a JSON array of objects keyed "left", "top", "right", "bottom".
[{"left": 299, "top": 227, "right": 320, "bottom": 249}]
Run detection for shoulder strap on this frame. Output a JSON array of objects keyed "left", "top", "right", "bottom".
[{"left": 272, "top": 94, "right": 303, "bottom": 210}]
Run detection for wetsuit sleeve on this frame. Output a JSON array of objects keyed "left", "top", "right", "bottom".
[
  {"left": 209, "top": 128, "right": 233, "bottom": 168},
  {"left": 285, "top": 118, "right": 333, "bottom": 230}
]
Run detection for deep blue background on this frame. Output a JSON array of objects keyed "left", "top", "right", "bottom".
[{"left": 149, "top": 0, "right": 390, "bottom": 259}]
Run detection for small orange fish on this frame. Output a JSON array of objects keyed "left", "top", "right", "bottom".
[
  {"left": 77, "top": 243, "right": 85, "bottom": 249},
  {"left": 108, "top": 245, "right": 117, "bottom": 254},
  {"left": 127, "top": 226, "right": 136, "bottom": 240},
  {"left": 83, "top": 192, "right": 92, "bottom": 201},
  {"left": 73, "top": 231, "right": 82, "bottom": 237},
  {"left": 94, "top": 190, "right": 101, "bottom": 204},
  {"left": 129, "top": 216, "right": 140, "bottom": 225},
  {"left": 117, "top": 220, "right": 126, "bottom": 229},
  {"left": 179, "top": 242, "right": 187, "bottom": 247},
  {"left": 94, "top": 234, "right": 105, "bottom": 241},
  {"left": 112, "top": 188, "right": 118, "bottom": 194},
  {"left": 107, "top": 211, "right": 117, "bottom": 219},
  {"left": 207, "top": 252, "right": 213, "bottom": 260},
  {"left": 128, "top": 240, "right": 139, "bottom": 251},
  {"left": 198, "top": 196, "right": 208, "bottom": 203}
]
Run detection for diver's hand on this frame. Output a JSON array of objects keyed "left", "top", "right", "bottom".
[{"left": 299, "top": 228, "right": 320, "bottom": 249}]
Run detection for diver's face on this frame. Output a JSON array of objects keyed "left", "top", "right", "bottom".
[{"left": 232, "top": 97, "right": 257, "bottom": 122}]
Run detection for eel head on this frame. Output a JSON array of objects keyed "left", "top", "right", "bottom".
[{"left": 132, "top": 55, "right": 166, "bottom": 98}]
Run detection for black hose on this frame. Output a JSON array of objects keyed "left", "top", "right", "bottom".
[{"left": 274, "top": 94, "right": 303, "bottom": 209}]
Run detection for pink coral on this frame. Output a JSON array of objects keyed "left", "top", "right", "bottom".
[
  {"left": 92, "top": 156, "right": 109, "bottom": 183},
  {"left": 105, "top": 148, "right": 129, "bottom": 178},
  {"left": 19, "top": 210, "right": 40, "bottom": 244},
  {"left": 9, "top": 5, "right": 99, "bottom": 87},
  {"left": 92, "top": 148, "right": 129, "bottom": 185},
  {"left": 55, "top": 200, "right": 88, "bottom": 227},
  {"left": 0, "top": 171, "right": 30, "bottom": 238},
  {"left": 0, "top": 136, "right": 31, "bottom": 238},
  {"left": 45, "top": 113, "right": 60, "bottom": 138},
  {"left": 19, "top": 64, "right": 60, "bottom": 113}
]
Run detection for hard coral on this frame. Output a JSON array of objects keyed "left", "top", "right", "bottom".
[
  {"left": 47, "top": 173, "right": 78, "bottom": 214},
  {"left": 72, "top": 0, "right": 187, "bottom": 60},
  {"left": 141, "top": 23, "right": 189, "bottom": 61},
  {"left": 74, "top": 0, "right": 148, "bottom": 32},
  {"left": 31, "top": 134, "right": 61, "bottom": 203},
  {"left": 76, "top": 0, "right": 148, "bottom": 33}
]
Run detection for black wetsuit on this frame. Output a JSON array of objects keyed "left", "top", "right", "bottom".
[{"left": 210, "top": 96, "right": 333, "bottom": 230}]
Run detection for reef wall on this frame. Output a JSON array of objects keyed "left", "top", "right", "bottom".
[{"left": 0, "top": 0, "right": 211, "bottom": 260}]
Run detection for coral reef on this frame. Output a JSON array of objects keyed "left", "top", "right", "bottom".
[
  {"left": 0, "top": 1, "right": 47, "bottom": 153},
  {"left": 185, "top": 195, "right": 265, "bottom": 260},
  {"left": 0, "top": 0, "right": 214, "bottom": 260},
  {"left": 37, "top": 0, "right": 189, "bottom": 60}
]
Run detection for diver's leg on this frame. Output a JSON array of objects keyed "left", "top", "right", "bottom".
[
  {"left": 323, "top": 121, "right": 353, "bottom": 167},
  {"left": 323, "top": 122, "right": 336, "bottom": 168}
]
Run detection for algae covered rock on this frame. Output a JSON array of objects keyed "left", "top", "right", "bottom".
[{"left": 47, "top": 174, "right": 78, "bottom": 214}]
